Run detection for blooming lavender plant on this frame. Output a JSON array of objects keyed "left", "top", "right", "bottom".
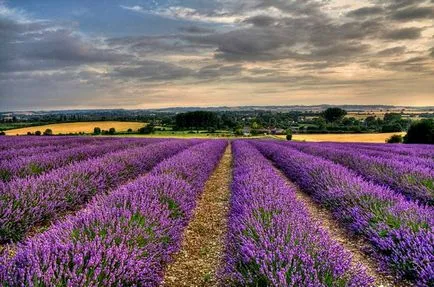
[
  {"left": 220, "top": 141, "right": 373, "bottom": 287},
  {"left": 0, "top": 138, "right": 115, "bottom": 161},
  {"left": 0, "top": 140, "right": 227, "bottom": 286},
  {"left": 350, "top": 142, "right": 434, "bottom": 160},
  {"left": 0, "top": 139, "right": 195, "bottom": 243},
  {"left": 254, "top": 141, "right": 434, "bottom": 286},
  {"left": 0, "top": 138, "right": 164, "bottom": 182},
  {"left": 314, "top": 142, "right": 434, "bottom": 170},
  {"left": 0, "top": 136, "right": 114, "bottom": 152},
  {"left": 282, "top": 141, "right": 434, "bottom": 206}
]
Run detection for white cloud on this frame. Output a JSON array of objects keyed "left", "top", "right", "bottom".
[{"left": 119, "top": 5, "right": 144, "bottom": 13}]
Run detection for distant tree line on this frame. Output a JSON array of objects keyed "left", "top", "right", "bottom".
[
  {"left": 1, "top": 108, "right": 432, "bottom": 144},
  {"left": 174, "top": 111, "right": 220, "bottom": 132}
]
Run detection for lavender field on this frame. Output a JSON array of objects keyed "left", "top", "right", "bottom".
[{"left": 0, "top": 137, "right": 433, "bottom": 287}]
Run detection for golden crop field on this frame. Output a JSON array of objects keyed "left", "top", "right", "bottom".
[
  {"left": 284, "top": 132, "right": 406, "bottom": 143},
  {"left": 5, "top": 121, "right": 146, "bottom": 135}
]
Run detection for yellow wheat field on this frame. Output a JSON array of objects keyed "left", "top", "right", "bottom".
[
  {"left": 5, "top": 121, "right": 146, "bottom": 135},
  {"left": 283, "top": 132, "right": 406, "bottom": 143}
]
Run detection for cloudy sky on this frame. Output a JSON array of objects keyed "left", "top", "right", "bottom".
[{"left": 0, "top": 0, "right": 433, "bottom": 111}]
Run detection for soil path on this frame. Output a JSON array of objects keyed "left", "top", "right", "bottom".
[{"left": 163, "top": 144, "right": 232, "bottom": 287}]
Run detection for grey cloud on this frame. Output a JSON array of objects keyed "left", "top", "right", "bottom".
[
  {"left": 22, "top": 29, "right": 128, "bottom": 63},
  {"left": 369, "top": 56, "right": 433, "bottom": 73},
  {"left": 243, "top": 15, "right": 278, "bottom": 27},
  {"left": 197, "top": 64, "right": 242, "bottom": 79},
  {"left": 179, "top": 26, "right": 215, "bottom": 34},
  {"left": 185, "top": 27, "right": 296, "bottom": 61},
  {"left": 377, "top": 46, "right": 406, "bottom": 55},
  {"left": 391, "top": 6, "right": 434, "bottom": 20},
  {"left": 347, "top": 7, "right": 384, "bottom": 18},
  {"left": 381, "top": 0, "right": 428, "bottom": 9},
  {"left": 0, "top": 16, "right": 129, "bottom": 73},
  {"left": 391, "top": 57, "right": 432, "bottom": 72},
  {"left": 312, "top": 43, "right": 370, "bottom": 59},
  {"left": 382, "top": 27, "right": 422, "bottom": 39},
  {"left": 107, "top": 35, "right": 213, "bottom": 55},
  {"left": 112, "top": 61, "right": 193, "bottom": 81}
]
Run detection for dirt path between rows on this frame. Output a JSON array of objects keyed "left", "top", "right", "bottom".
[
  {"left": 277, "top": 170, "right": 401, "bottom": 287},
  {"left": 162, "top": 143, "right": 232, "bottom": 287}
]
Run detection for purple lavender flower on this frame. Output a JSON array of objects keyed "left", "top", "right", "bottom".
[
  {"left": 253, "top": 141, "right": 434, "bottom": 286},
  {"left": 220, "top": 141, "right": 373, "bottom": 286}
]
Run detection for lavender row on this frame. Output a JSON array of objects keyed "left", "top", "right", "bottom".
[
  {"left": 254, "top": 141, "right": 434, "bottom": 286},
  {"left": 0, "top": 139, "right": 196, "bottom": 243},
  {"left": 0, "top": 136, "right": 117, "bottom": 152},
  {"left": 0, "top": 138, "right": 164, "bottom": 182},
  {"left": 284, "top": 142, "right": 434, "bottom": 206},
  {"left": 1, "top": 142, "right": 87, "bottom": 161},
  {"left": 0, "top": 137, "right": 128, "bottom": 161},
  {"left": 353, "top": 143, "right": 434, "bottom": 159},
  {"left": 317, "top": 142, "right": 434, "bottom": 170},
  {"left": 220, "top": 141, "right": 372, "bottom": 286},
  {"left": 0, "top": 140, "right": 227, "bottom": 286}
]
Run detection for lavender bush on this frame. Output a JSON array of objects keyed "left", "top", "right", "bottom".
[
  {"left": 254, "top": 141, "right": 434, "bottom": 286},
  {"left": 0, "top": 136, "right": 114, "bottom": 152},
  {"left": 350, "top": 143, "right": 434, "bottom": 160},
  {"left": 0, "top": 140, "right": 195, "bottom": 243},
  {"left": 0, "top": 140, "right": 227, "bottom": 286},
  {"left": 0, "top": 138, "right": 164, "bottom": 182},
  {"left": 283, "top": 141, "right": 434, "bottom": 206},
  {"left": 316, "top": 142, "right": 434, "bottom": 170},
  {"left": 0, "top": 138, "right": 112, "bottom": 161},
  {"left": 220, "top": 141, "right": 373, "bottom": 286}
]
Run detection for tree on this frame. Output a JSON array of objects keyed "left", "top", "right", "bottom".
[
  {"left": 382, "top": 123, "right": 402, "bottom": 133},
  {"left": 175, "top": 111, "right": 219, "bottom": 131},
  {"left": 127, "top": 128, "right": 133, "bottom": 133},
  {"left": 43, "top": 129, "right": 53, "bottom": 136},
  {"left": 35, "top": 130, "right": 42, "bottom": 136},
  {"left": 0, "top": 131, "right": 5, "bottom": 136},
  {"left": 93, "top": 127, "right": 101, "bottom": 135},
  {"left": 404, "top": 119, "right": 433, "bottom": 144},
  {"left": 286, "top": 129, "right": 293, "bottom": 141},
  {"left": 27, "top": 132, "right": 32, "bottom": 136},
  {"left": 138, "top": 123, "right": 155, "bottom": 134},
  {"left": 365, "top": 116, "right": 377, "bottom": 127},
  {"left": 386, "top": 134, "right": 403, "bottom": 144},
  {"left": 321, "top": 108, "right": 347, "bottom": 123},
  {"left": 108, "top": 128, "right": 116, "bottom": 135},
  {"left": 383, "top": 113, "right": 401, "bottom": 123}
]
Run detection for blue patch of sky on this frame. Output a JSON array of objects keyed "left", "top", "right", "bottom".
[{"left": 6, "top": 0, "right": 222, "bottom": 37}]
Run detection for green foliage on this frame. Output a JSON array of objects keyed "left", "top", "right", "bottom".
[
  {"left": 383, "top": 113, "right": 402, "bottom": 123},
  {"left": 175, "top": 111, "right": 219, "bottom": 131},
  {"left": 43, "top": 129, "right": 53, "bottom": 136},
  {"left": 108, "top": 127, "right": 116, "bottom": 135},
  {"left": 0, "top": 131, "right": 5, "bottom": 136},
  {"left": 34, "top": 130, "right": 42, "bottom": 136},
  {"left": 321, "top": 108, "right": 347, "bottom": 123},
  {"left": 404, "top": 119, "right": 433, "bottom": 144},
  {"left": 93, "top": 127, "right": 101, "bottom": 135},
  {"left": 386, "top": 134, "right": 403, "bottom": 144},
  {"left": 382, "top": 123, "right": 403, "bottom": 133},
  {"left": 138, "top": 123, "right": 155, "bottom": 134},
  {"left": 286, "top": 129, "right": 293, "bottom": 141}
]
